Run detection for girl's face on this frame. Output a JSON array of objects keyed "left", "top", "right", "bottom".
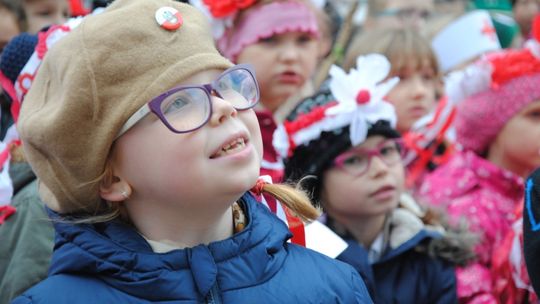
[
  {"left": 23, "top": 0, "right": 69, "bottom": 33},
  {"left": 488, "top": 100, "right": 540, "bottom": 178},
  {"left": 110, "top": 69, "right": 263, "bottom": 210},
  {"left": 0, "top": 8, "right": 19, "bottom": 53},
  {"left": 385, "top": 65, "right": 438, "bottom": 133},
  {"left": 321, "top": 136, "right": 405, "bottom": 219},
  {"left": 236, "top": 31, "right": 319, "bottom": 113}
]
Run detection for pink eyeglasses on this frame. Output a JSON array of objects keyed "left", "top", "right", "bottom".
[{"left": 333, "top": 139, "right": 404, "bottom": 177}]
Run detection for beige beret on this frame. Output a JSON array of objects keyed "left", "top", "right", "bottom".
[{"left": 18, "top": 0, "right": 233, "bottom": 213}]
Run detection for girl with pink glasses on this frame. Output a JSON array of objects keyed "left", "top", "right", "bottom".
[{"left": 278, "top": 54, "right": 473, "bottom": 304}]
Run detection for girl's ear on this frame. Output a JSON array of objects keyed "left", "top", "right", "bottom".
[{"left": 100, "top": 176, "right": 132, "bottom": 202}]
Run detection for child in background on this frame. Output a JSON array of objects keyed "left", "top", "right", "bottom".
[
  {"left": 194, "top": 0, "right": 325, "bottom": 183},
  {"left": 0, "top": 0, "right": 22, "bottom": 53},
  {"left": 22, "top": 0, "right": 69, "bottom": 33},
  {"left": 343, "top": 28, "right": 450, "bottom": 191},
  {"left": 11, "top": 0, "right": 372, "bottom": 302},
  {"left": 343, "top": 28, "right": 440, "bottom": 138},
  {"left": 277, "top": 54, "right": 472, "bottom": 303},
  {"left": 418, "top": 42, "right": 540, "bottom": 303}
]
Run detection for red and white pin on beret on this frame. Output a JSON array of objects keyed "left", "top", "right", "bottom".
[{"left": 155, "top": 6, "right": 183, "bottom": 31}]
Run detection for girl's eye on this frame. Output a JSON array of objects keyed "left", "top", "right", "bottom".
[
  {"left": 527, "top": 110, "right": 540, "bottom": 119},
  {"left": 343, "top": 155, "right": 367, "bottom": 166},
  {"left": 163, "top": 96, "right": 191, "bottom": 114},
  {"left": 166, "top": 98, "right": 188, "bottom": 111},
  {"left": 37, "top": 10, "right": 54, "bottom": 16},
  {"left": 396, "top": 73, "right": 410, "bottom": 80},
  {"left": 380, "top": 145, "right": 398, "bottom": 156},
  {"left": 297, "top": 34, "right": 314, "bottom": 44},
  {"left": 422, "top": 73, "right": 435, "bottom": 81},
  {"left": 259, "top": 36, "right": 277, "bottom": 44}
]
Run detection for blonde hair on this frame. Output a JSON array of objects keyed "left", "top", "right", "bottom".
[
  {"left": 343, "top": 28, "right": 441, "bottom": 78},
  {"left": 258, "top": 182, "right": 321, "bottom": 222},
  {"left": 60, "top": 163, "right": 123, "bottom": 224}
]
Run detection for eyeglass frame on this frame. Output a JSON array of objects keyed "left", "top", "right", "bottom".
[
  {"left": 332, "top": 139, "right": 405, "bottom": 177},
  {"left": 116, "top": 64, "right": 260, "bottom": 138}
]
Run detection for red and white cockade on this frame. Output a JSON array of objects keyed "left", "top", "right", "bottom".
[{"left": 273, "top": 54, "right": 399, "bottom": 158}]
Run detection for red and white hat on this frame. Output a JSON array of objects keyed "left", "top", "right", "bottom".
[
  {"left": 432, "top": 10, "right": 501, "bottom": 73},
  {"left": 447, "top": 37, "right": 540, "bottom": 154},
  {"left": 273, "top": 53, "right": 399, "bottom": 159}
]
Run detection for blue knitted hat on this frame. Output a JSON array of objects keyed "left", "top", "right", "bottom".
[{"left": 0, "top": 33, "right": 38, "bottom": 84}]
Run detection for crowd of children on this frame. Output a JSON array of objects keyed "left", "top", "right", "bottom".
[{"left": 1, "top": 0, "right": 540, "bottom": 303}]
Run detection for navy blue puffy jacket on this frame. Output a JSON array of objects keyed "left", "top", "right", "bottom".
[
  {"left": 338, "top": 231, "right": 456, "bottom": 304},
  {"left": 12, "top": 193, "right": 372, "bottom": 303}
]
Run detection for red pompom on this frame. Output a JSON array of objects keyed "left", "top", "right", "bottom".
[
  {"left": 489, "top": 49, "right": 540, "bottom": 87},
  {"left": 202, "top": 0, "right": 257, "bottom": 18},
  {"left": 355, "top": 90, "right": 371, "bottom": 105},
  {"left": 69, "top": 0, "right": 90, "bottom": 17}
]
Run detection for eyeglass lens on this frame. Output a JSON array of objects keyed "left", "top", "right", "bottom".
[
  {"left": 337, "top": 140, "right": 403, "bottom": 176},
  {"left": 158, "top": 67, "right": 258, "bottom": 133}
]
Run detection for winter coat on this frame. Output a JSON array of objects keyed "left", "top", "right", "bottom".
[
  {"left": 418, "top": 150, "right": 525, "bottom": 303},
  {"left": 334, "top": 200, "right": 459, "bottom": 304},
  {"left": 12, "top": 192, "right": 373, "bottom": 304},
  {"left": 257, "top": 110, "right": 284, "bottom": 184},
  {"left": 0, "top": 162, "right": 54, "bottom": 303}
]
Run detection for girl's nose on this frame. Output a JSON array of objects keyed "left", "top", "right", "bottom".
[
  {"left": 367, "top": 155, "right": 390, "bottom": 178},
  {"left": 208, "top": 96, "right": 237, "bottom": 126},
  {"left": 279, "top": 42, "right": 300, "bottom": 62},
  {"left": 410, "top": 76, "right": 428, "bottom": 100}
]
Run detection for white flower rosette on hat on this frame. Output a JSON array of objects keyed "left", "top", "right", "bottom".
[{"left": 274, "top": 53, "right": 399, "bottom": 159}]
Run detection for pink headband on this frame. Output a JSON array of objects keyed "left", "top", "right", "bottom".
[{"left": 218, "top": 1, "right": 319, "bottom": 62}]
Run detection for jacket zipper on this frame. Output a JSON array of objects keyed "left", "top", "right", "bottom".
[{"left": 205, "top": 284, "right": 222, "bottom": 304}]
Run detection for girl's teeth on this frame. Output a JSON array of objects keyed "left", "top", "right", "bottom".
[{"left": 217, "top": 138, "right": 246, "bottom": 156}]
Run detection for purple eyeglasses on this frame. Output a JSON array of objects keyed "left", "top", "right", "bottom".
[
  {"left": 116, "top": 64, "right": 259, "bottom": 138},
  {"left": 333, "top": 139, "right": 404, "bottom": 177}
]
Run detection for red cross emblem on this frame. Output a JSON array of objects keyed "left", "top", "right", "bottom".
[{"left": 481, "top": 19, "right": 497, "bottom": 41}]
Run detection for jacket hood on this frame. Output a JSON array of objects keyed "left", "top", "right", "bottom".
[
  {"left": 46, "top": 193, "right": 292, "bottom": 301},
  {"left": 393, "top": 193, "right": 475, "bottom": 266}
]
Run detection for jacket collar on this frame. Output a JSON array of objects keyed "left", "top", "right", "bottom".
[{"left": 47, "top": 192, "right": 292, "bottom": 301}]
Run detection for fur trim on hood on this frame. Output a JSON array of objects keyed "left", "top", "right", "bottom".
[{"left": 399, "top": 193, "right": 477, "bottom": 267}]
